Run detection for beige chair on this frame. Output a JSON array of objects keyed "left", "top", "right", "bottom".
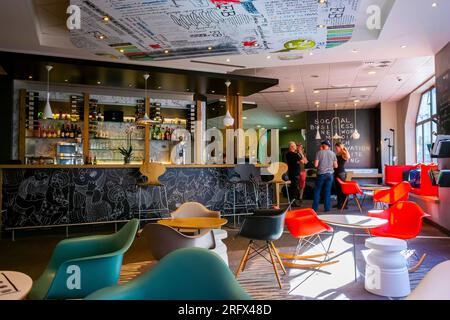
[
  {"left": 142, "top": 223, "right": 228, "bottom": 265},
  {"left": 406, "top": 260, "right": 450, "bottom": 300},
  {"left": 345, "top": 171, "right": 354, "bottom": 181},
  {"left": 259, "top": 162, "right": 290, "bottom": 208},
  {"left": 137, "top": 162, "right": 169, "bottom": 220},
  {"left": 170, "top": 202, "right": 220, "bottom": 218}
]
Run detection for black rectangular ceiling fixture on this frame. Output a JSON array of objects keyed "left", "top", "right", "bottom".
[{"left": 190, "top": 60, "right": 247, "bottom": 69}]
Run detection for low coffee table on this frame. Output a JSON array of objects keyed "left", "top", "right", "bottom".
[
  {"left": 0, "top": 271, "right": 33, "bottom": 300},
  {"left": 318, "top": 214, "right": 388, "bottom": 282}
]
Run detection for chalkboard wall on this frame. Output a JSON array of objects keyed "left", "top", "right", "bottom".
[
  {"left": 306, "top": 109, "right": 381, "bottom": 168},
  {"left": 436, "top": 42, "right": 450, "bottom": 135}
]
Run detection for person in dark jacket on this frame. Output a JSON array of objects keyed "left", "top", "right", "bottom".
[
  {"left": 285, "top": 141, "right": 302, "bottom": 207},
  {"left": 333, "top": 142, "right": 351, "bottom": 209}
]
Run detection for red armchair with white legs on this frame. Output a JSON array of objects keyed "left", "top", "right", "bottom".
[
  {"left": 368, "top": 201, "right": 430, "bottom": 272},
  {"left": 336, "top": 178, "right": 364, "bottom": 214},
  {"left": 373, "top": 181, "right": 412, "bottom": 209}
]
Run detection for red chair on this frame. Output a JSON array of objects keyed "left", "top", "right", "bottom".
[
  {"left": 373, "top": 181, "right": 412, "bottom": 208},
  {"left": 368, "top": 201, "right": 430, "bottom": 271},
  {"left": 337, "top": 178, "right": 364, "bottom": 214},
  {"left": 280, "top": 209, "right": 337, "bottom": 269}
]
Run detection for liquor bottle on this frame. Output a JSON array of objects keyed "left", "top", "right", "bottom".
[
  {"left": 93, "top": 156, "right": 97, "bottom": 165},
  {"left": 77, "top": 125, "right": 82, "bottom": 138},
  {"left": 59, "top": 110, "right": 63, "bottom": 120},
  {"left": 56, "top": 125, "right": 61, "bottom": 138},
  {"left": 70, "top": 125, "right": 75, "bottom": 138},
  {"left": 159, "top": 127, "right": 164, "bottom": 140},
  {"left": 42, "top": 126, "right": 47, "bottom": 138}
]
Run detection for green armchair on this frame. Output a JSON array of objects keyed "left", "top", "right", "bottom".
[
  {"left": 28, "top": 219, "right": 139, "bottom": 300},
  {"left": 85, "top": 248, "right": 252, "bottom": 300}
]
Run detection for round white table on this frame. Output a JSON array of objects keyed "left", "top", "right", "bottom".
[
  {"left": 318, "top": 214, "right": 388, "bottom": 282},
  {"left": 0, "top": 271, "right": 33, "bottom": 300}
]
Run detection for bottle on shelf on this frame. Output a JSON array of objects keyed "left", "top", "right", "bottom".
[
  {"left": 56, "top": 125, "right": 61, "bottom": 138},
  {"left": 42, "top": 126, "right": 47, "bottom": 138},
  {"left": 93, "top": 156, "right": 97, "bottom": 165},
  {"left": 70, "top": 124, "right": 75, "bottom": 138}
]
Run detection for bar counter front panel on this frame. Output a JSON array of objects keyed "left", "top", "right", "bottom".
[{"left": 1, "top": 165, "right": 271, "bottom": 229}]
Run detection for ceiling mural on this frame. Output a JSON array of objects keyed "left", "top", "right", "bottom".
[{"left": 70, "top": 0, "right": 362, "bottom": 61}]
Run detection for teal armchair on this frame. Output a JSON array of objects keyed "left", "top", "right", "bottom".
[
  {"left": 86, "top": 248, "right": 252, "bottom": 300},
  {"left": 29, "top": 219, "right": 139, "bottom": 300}
]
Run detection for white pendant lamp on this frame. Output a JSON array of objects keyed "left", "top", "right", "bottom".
[
  {"left": 137, "top": 74, "right": 158, "bottom": 125},
  {"left": 352, "top": 104, "right": 360, "bottom": 139},
  {"left": 332, "top": 104, "right": 343, "bottom": 140},
  {"left": 223, "top": 80, "right": 235, "bottom": 127},
  {"left": 43, "top": 65, "right": 53, "bottom": 119},
  {"left": 315, "top": 104, "right": 321, "bottom": 140}
]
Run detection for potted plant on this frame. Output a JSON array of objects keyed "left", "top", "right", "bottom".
[{"left": 118, "top": 145, "right": 133, "bottom": 164}]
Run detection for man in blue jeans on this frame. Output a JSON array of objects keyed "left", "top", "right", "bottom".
[{"left": 313, "top": 140, "right": 338, "bottom": 212}]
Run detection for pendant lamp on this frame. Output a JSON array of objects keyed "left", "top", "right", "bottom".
[
  {"left": 137, "top": 74, "right": 158, "bottom": 125},
  {"left": 43, "top": 65, "right": 53, "bottom": 119},
  {"left": 223, "top": 80, "right": 235, "bottom": 127},
  {"left": 352, "top": 104, "right": 360, "bottom": 140},
  {"left": 315, "top": 104, "right": 321, "bottom": 140}
]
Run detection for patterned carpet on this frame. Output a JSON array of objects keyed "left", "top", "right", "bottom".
[{"left": 119, "top": 230, "right": 450, "bottom": 300}]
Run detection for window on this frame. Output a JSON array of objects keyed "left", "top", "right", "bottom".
[{"left": 416, "top": 87, "right": 437, "bottom": 163}]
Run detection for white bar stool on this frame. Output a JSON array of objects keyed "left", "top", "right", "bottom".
[{"left": 365, "top": 237, "right": 411, "bottom": 298}]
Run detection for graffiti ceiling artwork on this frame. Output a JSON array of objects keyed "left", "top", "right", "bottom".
[{"left": 70, "top": 0, "right": 362, "bottom": 60}]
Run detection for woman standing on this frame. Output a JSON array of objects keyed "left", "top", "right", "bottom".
[
  {"left": 334, "top": 142, "right": 351, "bottom": 209},
  {"left": 285, "top": 141, "right": 302, "bottom": 207},
  {"left": 296, "top": 143, "right": 308, "bottom": 203}
]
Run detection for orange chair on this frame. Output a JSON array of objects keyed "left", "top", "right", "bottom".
[
  {"left": 279, "top": 209, "right": 337, "bottom": 269},
  {"left": 373, "top": 181, "right": 411, "bottom": 209},
  {"left": 368, "top": 201, "right": 430, "bottom": 272},
  {"left": 336, "top": 178, "right": 364, "bottom": 214}
]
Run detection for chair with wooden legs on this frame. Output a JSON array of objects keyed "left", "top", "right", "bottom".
[
  {"left": 235, "top": 207, "right": 288, "bottom": 289},
  {"left": 336, "top": 177, "right": 364, "bottom": 213},
  {"left": 258, "top": 162, "right": 290, "bottom": 209},
  {"left": 280, "top": 208, "right": 338, "bottom": 269}
]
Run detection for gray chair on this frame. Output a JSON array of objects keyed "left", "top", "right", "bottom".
[{"left": 142, "top": 223, "right": 228, "bottom": 265}]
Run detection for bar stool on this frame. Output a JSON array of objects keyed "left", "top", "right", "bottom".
[
  {"left": 258, "top": 162, "right": 290, "bottom": 209},
  {"left": 224, "top": 164, "right": 259, "bottom": 227},
  {"left": 137, "top": 162, "right": 169, "bottom": 222}
]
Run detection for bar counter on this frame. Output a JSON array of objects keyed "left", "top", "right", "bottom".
[{"left": 0, "top": 164, "right": 269, "bottom": 231}]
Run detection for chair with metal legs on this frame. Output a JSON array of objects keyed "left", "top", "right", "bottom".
[
  {"left": 235, "top": 207, "right": 289, "bottom": 289},
  {"left": 137, "top": 162, "right": 170, "bottom": 222},
  {"left": 280, "top": 208, "right": 338, "bottom": 269},
  {"left": 224, "top": 164, "right": 259, "bottom": 227}
]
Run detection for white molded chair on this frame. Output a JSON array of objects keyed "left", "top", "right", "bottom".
[
  {"left": 170, "top": 201, "right": 220, "bottom": 218},
  {"left": 406, "top": 260, "right": 450, "bottom": 300}
]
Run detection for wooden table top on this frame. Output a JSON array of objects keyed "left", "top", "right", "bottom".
[
  {"left": 0, "top": 271, "right": 33, "bottom": 300},
  {"left": 360, "top": 184, "right": 391, "bottom": 191},
  {"left": 157, "top": 217, "right": 228, "bottom": 229},
  {"left": 318, "top": 214, "right": 388, "bottom": 229}
]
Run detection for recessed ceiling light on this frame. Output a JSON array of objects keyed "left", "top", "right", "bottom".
[
  {"left": 164, "top": 50, "right": 169, "bottom": 54},
  {"left": 226, "top": 58, "right": 231, "bottom": 62},
  {"left": 243, "top": 116, "right": 247, "bottom": 120},
  {"left": 318, "top": 0, "right": 327, "bottom": 4},
  {"left": 102, "top": 16, "right": 110, "bottom": 22},
  {"left": 65, "top": 79, "right": 69, "bottom": 82},
  {"left": 257, "top": 125, "right": 261, "bottom": 128},
  {"left": 368, "top": 71, "right": 377, "bottom": 75},
  {"left": 289, "top": 120, "right": 294, "bottom": 123},
  {"left": 208, "top": 46, "right": 212, "bottom": 50},
  {"left": 97, "top": 81, "right": 101, "bottom": 85},
  {"left": 432, "top": 2, "right": 437, "bottom": 7},
  {"left": 158, "top": 86, "right": 161, "bottom": 89},
  {"left": 254, "top": 43, "right": 259, "bottom": 47},
  {"left": 400, "top": 45, "right": 407, "bottom": 49},
  {"left": 318, "top": 24, "right": 326, "bottom": 28},
  {"left": 313, "top": 90, "right": 320, "bottom": 94},
  {"left": 186, "top": 88, "right": 190, "bottom": 91},
  {"left": 360, "top": 88, "right": 367, "bottom": 91},
  {"left": 285, "top": 114, "right": 291, "bottom": 118},
  {"left": 282, "top": 126, "right": 287, "bottom": 130},
  {"left": 352, "top": 49, "right": 360, "bottom": 53},
  {"left": 28, "top": 75, "right": 33, "bottom": 79},
  {"left": 289, "top": 88, "right": 295, "bottom": 93},
  {"left": 309, "top": 52, "right": 314, "bottom": 56},
  {"left": 98, "top": 34, "right": 106, "bottom": 40},
  {"left": 266, "top": 55, "right": 271, "bottom": 59},
  {"left": 211, "top": 90, "right": 215, "bottom": 93},
  {"left": 119, "top": 49, "right": 125, "bottom": 53},
  {"left": 354, "top": 99, "right": 360, "bottom": 103},
  {"left": 315, "top": 101, "right": 320, "bottom": 105}
]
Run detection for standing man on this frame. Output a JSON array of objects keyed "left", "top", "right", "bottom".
[
  {"left": 313, "top": 140, "right": 338, "bottom": 212},
  {"left": 285, "top": 141, "right": 302, "bottom": 207}
]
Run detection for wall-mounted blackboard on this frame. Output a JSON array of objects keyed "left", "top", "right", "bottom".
[
  {"left": 436, "top": 69, "right": 450, "bottom": 135},
  {"left": 306, "top": 109, "right": 380, "bottom": 168}
]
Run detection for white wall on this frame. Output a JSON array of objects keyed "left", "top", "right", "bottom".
[{"left": 380, "top": 102, "right": 398, "bottom": 169}]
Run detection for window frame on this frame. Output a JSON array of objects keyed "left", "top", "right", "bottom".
[{"left": 415, "top": 86, "right": 438, "bottom": 163}]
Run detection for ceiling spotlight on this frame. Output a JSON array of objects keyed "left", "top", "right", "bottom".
[
  {"left": 354, "top": 99, "right": 360, "bottom": 103},
  {"left": 318, "top": 0, "right": 327, "bottom": 4},
  {"left": 285, "top": 114, "right": 291, "bottom": 118},
  {"left": 313, "top": 90, "right": 320, "bottom": 94},
  {"left": 226, "top": 58, "right": 231, "bottom": 62},
  {"left": 119, "top": 49, "right": 125, "bottom": 53},
  {"left": 289, "top": 120, "right": 294, "bottom": 123},
  {"left": 243, "top": 116, "right": 247, "bottom": 120},
  {"left": 352, "top": 49, "right": 360, "bottom": 53},
  {"left": 65, "top": 79, "right": 69, "bottom": 82},
  {"left": 98, "top": 34, "right": 106, "bottom": 40},
  {"left": 257, "top": 125, "right": 261, "bottom": 128},
  {"left": 318, "top": 24, "right": 326, "bottom": 28},
  {"left": 309, "top": 52, "right": 314, "bottom": 56},
  {"left": 211, "top": 90, "right": 215, "bottom": 93},
  {"left": 368, "top": 71, "right": 377, "bottom": 75},
  {"left": 400, "top": 45, "right": 407, "bottom": 49},
  {"left": 432, "top": 2, "right": 437, "bottom": 7},
  {"left": 28, "top": 75, "right": 33, "bottom": 79},
  {"left": 266, "top": 55, "right": 271, "bottom": 59},
  {"left": 164, "top": 50, "right": 169, "bottom": 54},
  {"left": 283, "top": 126, "right": 287, "bottom": 130},
  {"left": 158, "top": 86, "right": 162, "bottom": 89},
  {"left": 97, "top": 81, "right": 101, "bottom": 85},
  {"left": 102, "top": 16, "right": 110, "bottom": 22},
  {"left": 289, "top": 88, "right": 295, "bottom": 93},
  {"left": 186, "top": 88, "right": 190, "bottom": 91},
  {"left": 360, "top": 88, "right": 367, "bottom": 91},
  {"left": 254, "top": 43, "right": 259, "bottom": 47},
  {"left": 208, "top": 46, "right": 212, "bottom": 50}
]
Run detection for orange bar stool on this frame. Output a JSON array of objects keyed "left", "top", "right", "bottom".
[
  {"left": 280, "top": 208, "right": 338, "bottom": 269},
  {"left": 373, "top": 181, "right": 412, "bottom": 209},
  {"left": 368, "top": 201, "right": 430, "bottom": 272},
  {"left": 336, "top": 178, "right": 364, "bottom": 213}
]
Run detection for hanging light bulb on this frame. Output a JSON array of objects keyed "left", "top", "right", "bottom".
[
  {"left": 315, "top": 104, "right": 321, "bottom": 140},
  {"left": 43, "top": 65, "right": 53, "bottom": 119},
  {"left": 137, "top": 74, "right": 158, "bottom": 125},
  {"left": 352, "top": 104, "right": 360, "bottom": 139},
  {"left": 332, "top": 103, "right": 343, "bottom": 140},
  {"left": 223, "top": 80, "right": 235, "bottom": 127}
]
